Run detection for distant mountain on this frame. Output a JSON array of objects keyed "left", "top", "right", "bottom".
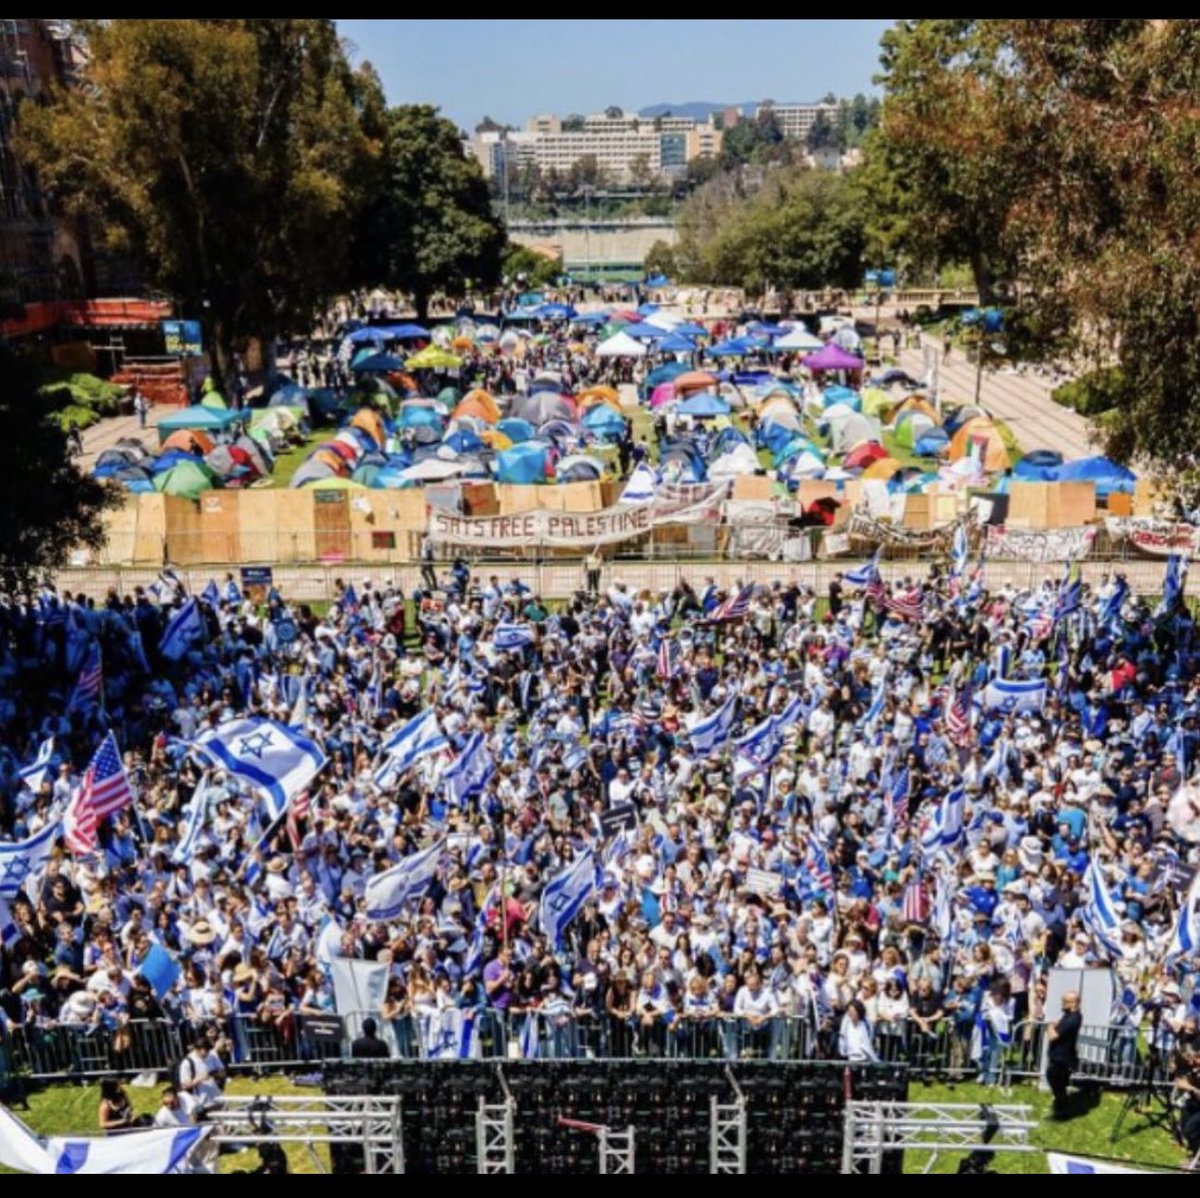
[{"left": 637, "top": 101, "right": 761, "bottom": 121}]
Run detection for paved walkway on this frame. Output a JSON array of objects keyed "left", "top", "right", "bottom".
[{"left": 78, "top": 409, "right": 166, "bottom": 473}]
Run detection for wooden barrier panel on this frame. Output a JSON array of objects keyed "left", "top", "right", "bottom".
[
  {"left": 100, "top": 498, "right": 139, "bottom": 566},
  {"left": 132, "top": 492, "right": 167, "bottom": 565},
  {"left": 236, "top": 489, "right": 280, "bottom": 562},
  {"left": 164, "top": 494, "right": 204, "bottom": 565},
  {"left": 1048, "top": 481, "right": 1096, "bottom": 528},
  {"left": 199, "top": 491, "right": 241, "bottom": 563},
  {"left": 274, "top": 490, "right": 318, "bottom": 562}
]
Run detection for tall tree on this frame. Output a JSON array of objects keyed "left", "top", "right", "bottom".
[
  {"left": 19, "top": 20, "right": 378, "bottom": 391},
  {"left": 361, "top": 104, "right": 504, "bottom": 321},
  {"left": 0, "top": 348, "right": 115, "bottom": 584}
]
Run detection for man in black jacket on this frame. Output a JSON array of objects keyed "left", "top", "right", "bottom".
[
  {"left": 350, "top": 1016, "right": 390, "bottom": 1060},
  {"left": 1046, "top": 990, "right": 1082, "bottom": 1119}
]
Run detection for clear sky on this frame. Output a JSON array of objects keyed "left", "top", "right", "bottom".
[{"left": 337, "top": 19, "right": 893, "bottom": 131}]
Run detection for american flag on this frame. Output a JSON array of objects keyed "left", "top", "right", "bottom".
[
  {"left": 67, "top": 643, "right": 104, "bottom": 712},
  {"left": 946, "top": 685, "right": 973, "bottom": 747},
  {"left": 656, "top": 636, "right": 679, "bottom": 680},
  {"left": 888, "top": 766, "right": 911, "bottom": 831},
  {"left": 65, "top": 732, "right": 132, "bottom": 854},
  {"left": 883, "top": 588, "right": 924, "bottom": 622},
  {"left": 807, "top": 833, "right": 834, "bottom": 892},
  {"left": 285, "top": 789, "right": 312, "bottom": 852},
  {"left": 902, "top": 877, "right": 930, "bottom": 924},
  {"left": 1027, "top": 611, "right": 1054, "bottom": 641},
  {"left": 707, "top": 583, "right": 755, "bottom": 623}
]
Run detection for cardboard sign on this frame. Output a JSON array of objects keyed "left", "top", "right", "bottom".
[
  {"left": 745, "top": 868, "right": 783, "bottom": 898},
  {"left": 599, "top": 803, "right": 639, "bottom": 836}
]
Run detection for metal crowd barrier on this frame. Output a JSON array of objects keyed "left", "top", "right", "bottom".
[{"left": 0, "top": 1013, "right": 1153, "bottom": 1086}]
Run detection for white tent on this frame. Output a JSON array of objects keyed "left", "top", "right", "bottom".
[
  {"left": 774, "top": 328, "right": 823, "bottom": 351},
  {"left": 595, "top": 331, "right": 648, "bottom": 358},
  {"left": 401, "top": 458, "right": 472, "bottom": 482},
  {"left": 643, "top": 310, "right": 682, "bottom": 330},
  {"left": 707, "top": 443, "right": 761, "bottom": 480}
]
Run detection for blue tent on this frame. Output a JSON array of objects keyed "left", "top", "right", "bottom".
[
  {"left": 622, "top": 321, "right": 668, "bottom": 340},
  {"left": 496, "top": 442, "right": 549, "bottom": 484},
  {"left": 1022, "top": 449, "right": 1064, "bottom": 469},
  {"left": 644, "top": 274, "right": 670, "bottom": 287},
  {"left": 497, "top": 418, "right": 536, "bottom": 444},
  {"left": 678, "top": 393, "right": 731, "bottom": 417},
  {"left": 708, "top": 338, "right": 755, "bottom": 357},
  {"left": 398, "top": 404, "right": 444, "bottom": 430},
  {"left": 378, "top": 323, "right": 430, "bottom": 340},
  {"left": 1013, "top": 456, "right": 1058, "bottom": 482},
  {"left": 444, "top": 429, "right": 486, "bottom": 455},
  {"left": 671, "top": 322, "right": 707, "bottom": 338},
  {"left": 572, "top": 311, "right": 610, "bottom": 326},
  {"left": 759, "top": 421, "right": 799, "bottom": 456},
  {"left": 1054, "top": 455, "right": 1137, "bottom": 499},
  {"left": 658, "top": 333, "right": 697, "bottom": 354},
  {"left": 536, "top": 302, "right": 576, "bottom": 320},
  {"left": 636, "top": 303, "right": 660, "bottom": 316},
  {"left": 823, "top": 385, "right": 861, "bottom": 411},
  {"left": 582, "top": 405, "right": 626, "bottom": 441},
  {"left": 914, "top": 427, "right": 950, "bottom": 456},
  {"left": 645, "top": 361, "right": 688, "bottom": 389},
  {"left": 346, "top": 327, "right": 386, "bottom": 344},
  {"left": 352, "top": 351, "right": 406, "bottom": 373}
]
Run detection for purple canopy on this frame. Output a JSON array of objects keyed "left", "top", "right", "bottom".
[{"left": 803, "top": 343, "right": 865, "bottom": 372}]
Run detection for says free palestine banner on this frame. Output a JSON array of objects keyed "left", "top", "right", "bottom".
[{"left": 428, "top": 483, "right": 727, "bottom": 548}]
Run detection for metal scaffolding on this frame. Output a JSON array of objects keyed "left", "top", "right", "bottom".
[
  {"left": 598, "top": 1125, "right": 636, "bottom": 1174},
  {"left": 710, "top": 1067, "right": 747, "bottom": 1173},
  {"left": 476, "top": 1094, "right": 516, "bottom": 1174},
  {"left": 842, "top": 1101, "right": 1037, "bottom": 1175},
  {"left": 212, "top": 1094, "right": 404, "bottom": 1174}
]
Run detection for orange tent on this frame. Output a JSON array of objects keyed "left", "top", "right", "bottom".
[
  {"left": 349, "top": 407, "right": 386, "bottom": 450},
  {"left": 479, "top": 428, "right": 514, "bottom": 450},
  {"left": 578, "top": 386, "right": 622, "bottom": 414},
  {"left": 452, "top": 389, "right": 500, "bottom": 424},
  {"left": 888, "top": 395, "right": 937, "bottom": 425},
  {"left": 948, "top": 417, "right": 1010, "bottom": 471},
  {"left": 451, "top": 335, "right": 474, "bottom": 351},
  {"left": 313, "top": 447, "right": 351, "bottom": 476},
  {"left": 673, "top": 370, "right": 719, "bottom": 396},
  {"left": 162, "top": 428, "right": 214, "bottom": 455},
  {"left": 862, "top": 455, "right": 904, "bottom": 480}
]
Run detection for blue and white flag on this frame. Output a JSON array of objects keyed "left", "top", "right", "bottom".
[
  {"left": 381, "top": 710, "right": 448, "bottom": 768},
  {"left": 364, "top": 838, "right": 446, "bottom": 921},
  {"left": 16, "top": 736, "right": 54, "bottom": 794},
  {"left": 442, "top": 732, "right": 494, "bottom": 806},
  {"left": 933, "top": 872, "right": 956, "bottom": 944},
  {"left": 844, "top": 548, "right": 882, "bottom": 588},
  {"left": 1166, "top": 869, "right": 1200, "bottom": 963},
  {"left": 1158, "top": 553, "right": 1188, "bottom": 616},
  {"left": 619, "top": 461, "right": 658, "bottom": 506},
  {"left": 1046, "top": 1153, "right": 1149, "bottom": 1175},
  {"left": 951, "top": 524, "right": 969, "bottom": 577},
  {"left": 493, "top": 621, "right": 536, "bottom": 652},
  {"left": 921, "top": 787, "right": 965, "bottom": 867},
  {"left": 223, "top": 577, "right": 242, "bottom": 605},
  {"left": 159, "top": 598, "right": 205, "bottom": 661},
  {"left": 0, "top": 1103, "right": 209, "bottom": 1174},
  {"left": 687, "top": 693, "right": 737, "bottom": 755},
  {"left": 736, "top": 714, "right": 780, "bottom": 768},
  {"left": 860, "top": 679, "right": 886, "bottom": 734},
  {"left": 171, "top": 783, "right": 209, "bottom": 865},
  {"left": 982, "top": 677, "right": 1047, "bottom": 714},
  {"left": 1081, "top": 860, "right": 1124, "bottom": 959},
  {"left": 201, "top": 579, "right": 220, "bottom": 608},
  {"left": 0, "top": 821, "right": 60, "bottom": 900},
  {"left": 1099, "top": 575, "right": 1130, "bottom": 629},
  {"left": 519, "top": 1012, "right": 541, "bottom": 1059},
  {"left": 422, "top": 1008, "right": 478, "bottom": 1059},
  {"left": 193, "top": 718, "right": 327, "bottom": 822},
  {"left": 539, "top": 851, "right": 596, "bottom": 948},
  {"left": 0, "top": 899, "right": 19, "bottom": 950}
]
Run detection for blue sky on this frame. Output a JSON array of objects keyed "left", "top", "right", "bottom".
[{"left": 337, "top": 19, "right": 893, "bottom": 131}]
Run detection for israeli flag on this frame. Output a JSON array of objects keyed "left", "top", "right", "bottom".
[
  {"left": 0, "top": 899, "right": 19, "bottom": 949},
  {"left": 687, "top": 693, "right": 737, "bottom": 755},
  {"left": 381, "top": 710, "right": 448, "bottom": 768},
  {"left": 193, "top": 718, "right": 327, "bottom": 822},
  {"left": 171, "top": 783, "right": 210, "bottom": 865},
  {"left": 860, "top": 680, "right": 886, "bottom": 733},
  {"left": 0, "top": 1103, "right": 209, "bottom": 1174},
  {"left": 1081, "top": 860, "right": 1124, "bottom": 959},
  {"left": 16, "top": 736, "right": 54, "bottom": 794},
  {"left": 1158, "top": 552, "right": 1188, "bottom": 616},
  {"left": 159, "top": 598, "right": 205, "bottom": 661},
  {"left": 933, "top": 873, "right": 956, "bottom": 944},
  {"left": 422, "top": 1008, "right": 478, "bottom": 1059},
  {"left": 201, "top": 579, "right": 220, "bottom": 607},
  {"left": 0, "top": 821, "right": 60, "bottom": 900},
  {"left": 442, "top": 733, "right": 494, "bottom": 807},
  {"left": 1046, "top": 1153, "right": 1148, "bottom": 1175},
  {"left": 539, "top": 851, "right": 597, "bottom": 948},
  {"left": 1166, "top": 869, "right": 1200, "bottom": 963},
  {"left": 844, "top": 548, "right": 882, "bottom": 587},
  {"left": 921, "top": 787, "right": 965, "bottom": 867},
  {"left": 519, "top": 1012, "right": 541, "bottom": 1059},
  {"left": 619, "top": 462, "right": 658, "bottom": 506},
  {"left": 951, "top": 524, "right": 969, "bottom": 577},
  {"left": 736, "top": 714, "right": 780, "bottom": 766},
  {"left": 364, "top": 838, "right": 445, "bottom": 921},
  {"left": 983, "top": 677, "right": 1047, "bottom": 714},
  {"left": 493, "top": 622, "right": 536, "bottom": 652}
]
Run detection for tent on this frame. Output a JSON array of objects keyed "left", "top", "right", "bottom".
[
  {"left": 595, "top": 331, "right": 648, "bottom": 358},
  {"left": 349, "top": 407, "right": 387, "bottom": 450},
  {"left": 890, "top": 395, "right": 938, "bottom": 425},
  {"left": 707, "top": 443, "right": 761, "bottom": 480},
  {"left": 497, "top": 417, "right": 536, "bottom": 444},
  {"left": 577, "top": 385, "right": 622, "bottom": 412},
  {"left": 862, "top": 456, "right": 904, "bottom": 481},
  {"left": 774, "top": 437, "right": 824, "bottom": 469},
  {"left": 555, "top": 454, "right": 606, "bottom": 483},
  {"left": 659, "top": 442, "right": 706, "bottom": 483},
  {"left": 582, "top": 404, "right": 626, "bottom": 441},
  {"left": 161, "top": 428, "right": 215, "bottom": 456},
  {"left": 496, "top": 442, "right": 550, "bottom": 484},
  {"left": 405, "top": 347, "right": 462, "bottom": 371},
  {"left": 860, "top": 387, "right": 892, "bottom": 417},
  {"left": 803, "top": 343, "right": 864, "bottom": 372},
  {"left": 621, "top": 321, "right": 669, "bottom": 340},
  {"left": 157, "top": 405, "right": 240, "bottom": 442},
  {"left": 511, "top": 392, "right": 576, "bottom": 425},
  {"left": 399, "top": 458, "right": 473, "bottom": 483},
  {"left": 645, "top": 361, "right": 689, "bottom": 391},
  {"left": 537, "top": 419, "right": 578, "bottom": 445},
  {"left": 678, "top": 393, "right": 731, "bottom": 418},
  {"left": 672, "top": 370, "right": 719, "bottom": 397},
  {"left": 948, "top": 418, "right": 1010, "bottom": 471},
  {"left": 773, "top": 327, "right": 824, "bottom": 352},
  {"left": 152, "top": 459, "right": 216, "bottom": 499},
  {"left": 914, "top": 427, "right": 950, "bottom": 456},
  {"left": 843, "top": 440, "right": 889, "bottom": 470},
  {"left": 351, "top": 351, "right": 406, "bottom": 374},
  {"left": 398, "top": 401, "right": 444, "bottom": 430},
  {"left": 892, "top": 411, "right": 936, "bottom": 450},
  {"left": 649, "top": 383, "right": 678, "bottom": 409},
  {"left": 452, "top": 390, "right": 500, "bottom": 424},
  {"left": 443, "top": 428, "right": 486, "bottom": 455},
  {"left": 199, "top": 378, "right": 227, "bottom": 409},
  {"left": 1054, "top": 455, "right": 1137, "bottom": 499},
  {"left": 233, "top": 434, "right": 272, "bottom": 476}
]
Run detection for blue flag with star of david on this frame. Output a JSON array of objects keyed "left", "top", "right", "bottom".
[
  {"left": 193, "top": 717, "right": 327, "bottom": 821},
  {"left": 0, "top": 820, "right": 60, "bottom": 900}
]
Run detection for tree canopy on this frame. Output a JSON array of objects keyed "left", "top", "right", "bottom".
[{"left": 19, "top": 19, "right": 378, "bottom": 390}]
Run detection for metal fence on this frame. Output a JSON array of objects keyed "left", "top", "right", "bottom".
[{"left": 0, "top": 1013, "right": 1150, "bottom": 1090}]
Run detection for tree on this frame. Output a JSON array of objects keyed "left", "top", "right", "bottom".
[
  {"left": 360, "top": 104, "right": 505, "bottom": 320},
  {"left": 567, "top": 154, "right": 606, "bottom": 191},
  {"left": 806, "top": 112, "right": 838, "bottom": 153},
  {"left": 604, "top": 105, "right": 624, "bottom": 120},
  {"left": 643, "top": 239, "right": 678, "bottom": 279},
  {"left": 19, "top": 20, "right": 377, "bottom": 393},
  {"left": 561, "top": 113, "right": 586, "bottom": 132},
  {"left": 628, "top": 153, "right": 655, "bottom": 190},
  {"left": 502, "top": 244, "right": 561, "bottom": 289},
  {"left": 474, "top": 115, "right": 509, "bottom": 134},
  {"left": 0, "top": 348, "right": 115, "bottom": 584}
]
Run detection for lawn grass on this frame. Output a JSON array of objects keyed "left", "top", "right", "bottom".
[
  {"left": 902, "top": 1079, "right": 1185, "bottom": 1174},
  {"left": 269, "top": 432, "right": 323, "bottom": 488}
]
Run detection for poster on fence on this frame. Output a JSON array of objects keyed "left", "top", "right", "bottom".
[
  {"left": 1105, "top": 517, "right": 1199, "bottom": 558},
  {"left": 984, "top": 525, "right": 1096, "bottom": 563},
  {"left": 429, "top": 484, "right": 726, "bottom": 549}
]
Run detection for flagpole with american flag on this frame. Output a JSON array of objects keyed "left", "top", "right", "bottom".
[
  {"left": 64, "top": 731, "right": 133, "bottom": 856},
  {"left": 67, "top": 642, "right": 104, "bottom": 714}
]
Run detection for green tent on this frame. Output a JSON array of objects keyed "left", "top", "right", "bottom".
[
  {"left": 152, "top": 459, "right": 217, "bottom": 499},
  {"left": 200, "top": 377, "right": 227, "bottom": 409},
  {"left": 437, "top": 385, "right": 461, "bottom": 408}
]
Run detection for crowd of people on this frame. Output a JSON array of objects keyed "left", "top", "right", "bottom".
[{"left": 2, "top": 545, "right": 1200, "bottom": 1144}]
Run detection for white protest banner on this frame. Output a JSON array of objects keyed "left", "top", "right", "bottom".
[{"left": 745, "top": 868, "right": 784, "bottom": 898}]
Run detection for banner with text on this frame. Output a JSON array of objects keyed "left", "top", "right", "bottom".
[{"left": 429, "top": 483, "right": 727, "bottom": 548}]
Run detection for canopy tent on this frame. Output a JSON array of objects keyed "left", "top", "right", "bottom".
[
  {"left": 620, "top": 321, "right": 669, "bottom": 340},
  {"left": 496, "top": 442, "right": 550, "bottom": 484},
  {"left": 405, "top": 347, "right": 462, "bottom": 371},
  {"left": 156, "top": 405, "right": 241, "bottom": 443},
  {"left": 595, "top": 331, "right": 648, "bottom": 358},
  {"left": 351, "top": 351, "right": 407, "bottom": 374},
  {"left": 773, "top": 327, "right": 823, "bottom": 352},
  {"left": 803, "top": 343, "right": 864, "bottom": 372},
  {"left": 379, "top": 323, "right": 430, "bottom": 341},
  {"left": 199, "top": 378, "right": 227, "bottom": 409}
]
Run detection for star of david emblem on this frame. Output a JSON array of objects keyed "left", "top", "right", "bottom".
[
  {"left": 547, "top": 892, "right": 571, "bottom": 914},
  {"left": 238, "top": 730, "right": 274, "bottom": 760},
  {"left": 1, "top": 856, "right": 30, "bottom": 884}
]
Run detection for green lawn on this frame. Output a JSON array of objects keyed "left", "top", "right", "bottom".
[
  {"left": 269, "top": 432, "right": 323, "bottom": 488},
  {"left": 901, "top": 1079, "right": 1185, "bottom": 1174}
]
